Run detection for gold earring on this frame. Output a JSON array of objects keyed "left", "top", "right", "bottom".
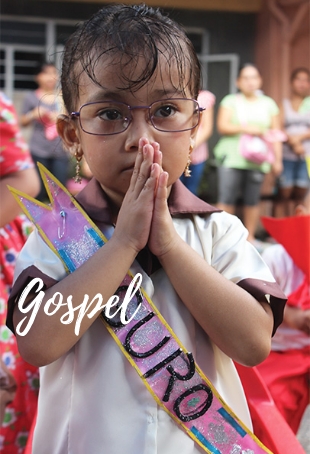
[
  {"left": 184, "top": 144, "right": 193, "bottom": 177},
  {"left": 74, "top": 152, "right": 83, "bottom": 184}
]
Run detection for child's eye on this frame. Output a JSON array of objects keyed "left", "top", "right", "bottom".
[
  {"left": 97, "top": 108, "right": 124, "bottom": 121},
  {"left": 153, "top": 105, "right": 177, "bottom": 118}
]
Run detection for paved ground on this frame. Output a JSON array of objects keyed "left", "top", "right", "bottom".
[{"left": 297, "top": 405, "right": 310, "bottom": 453}]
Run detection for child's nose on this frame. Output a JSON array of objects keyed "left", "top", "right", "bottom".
[{"left": 124, "top": 110, "right": 155, "bottom": 152}]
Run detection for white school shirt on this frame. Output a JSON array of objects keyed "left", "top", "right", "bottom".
[
  {"left": 262, "top": 244, "right": 310, "bottom": 351},
  {"left": 11, "top": 206, "right": 283, "bottom": 454}
]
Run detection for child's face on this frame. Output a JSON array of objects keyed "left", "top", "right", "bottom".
[{"left": 66, "top": 54, "right": 198, "bottom": 207}]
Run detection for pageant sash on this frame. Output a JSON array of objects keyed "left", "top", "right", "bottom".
[{"left": 10, "top": 164, "right": 272, "bottom": 454}]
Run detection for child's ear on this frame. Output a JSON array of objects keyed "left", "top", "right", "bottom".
[
  {"left": 189, "top": 126, "right": 198, "bottom": 149},
  {"left": 57, "top": 114, "right": 82, "bottom": 157}
]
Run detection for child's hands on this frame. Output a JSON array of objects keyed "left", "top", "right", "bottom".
[
  {"left": 114, "top": 137, "right": 179, "bottom": 258},
  {"left": 113, "top": 139, "right": 161, "bottom": 254},
  {"left": 148, "top": 170, "right": 178, "bottom": 258},
  {"left": 147, "top": 149, "right": 179, "bottom": 258}
]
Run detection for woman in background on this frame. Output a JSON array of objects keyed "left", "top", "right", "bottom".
[
  {"left": 276, "top": 67, "right": 310, "bottom": 217},
  {"left": 20, "top": 62, "right": 69, "bottom": 201},
  {"left": 180, "top": 90, "right": 215, "bottom": 195},
  {"left": 214, "top": 64, "right": 282, "bottom": 245}
]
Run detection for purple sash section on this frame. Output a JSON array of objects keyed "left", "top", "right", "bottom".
[
  {"left": 105, "top": 275, "right": 270, "bottom": 454},
  {"left": 9, "top": 164, "right": 273, "bottom": 454}
]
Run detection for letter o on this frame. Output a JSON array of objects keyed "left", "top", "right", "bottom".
[{"left": 173, "top": 384, "right": 213, "bottom": 422}]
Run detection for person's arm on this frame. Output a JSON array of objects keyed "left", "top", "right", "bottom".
[
  {"left": 270, "top": 113, "right": 283, "bottom": 176},
  {"left": 0, "top": 168, "right": 40, "bottom": 227},
  {"left": 283, "top": 306, "right": 310, "bottom": 334},
  {"left": 19, "top": 92, "right": 51, "bottom": 128},
  {"left": 12, "top": 142, "right": 162, "bottom": 367},
  {"left": 217, "top": 105, "right": 263, "bottom": 136},
  {"left": 148, "top": 177, "right": 274, "bottom": 367},
  {"left": 287, "top": 130, "right": 310, "bottom": 156},
  {"left": 281, "top": 101, "right": 310, "bottom": 155},
  {"left": 19, "top": 105, "right": 42, "bottom": 127}
]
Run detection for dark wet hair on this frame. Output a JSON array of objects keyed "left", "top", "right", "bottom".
[
  {"left": 290, "top": 67, "right": 310, "bottom": 82},
  {"left": 61, "top": 3, "right": 201, "bottom": 113},
  {"left": 237, "top": 63, "right": 261, "bottom": 78}
]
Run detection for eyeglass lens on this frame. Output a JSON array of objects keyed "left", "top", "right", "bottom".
[{"left": 78, "top": 99, "right": 199, "bottom": 135}]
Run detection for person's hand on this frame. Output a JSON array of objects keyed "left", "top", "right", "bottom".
[
  {"left": 39, "top": 109, "right": 58, "bottom": 126},
  {"left": 242, "top": 125, "right": 263, "bottom": 136},
  {"left": 285, "top": 306, "right": 310, "bottom": 335},
  {"left": 287, "top": 133, "right": 302, "bottom": 146},
  {"left": 287, "top": 134, "right": 305, "bottom": 155},
  {"left": 271, "top": 159, "right": 283, "bottom": 177},
  {"left": 293, "top": 142, "right": 306, "bottom": 156},
  {"left": 113, "top": 139, "right": 161, "bottom": 254}
]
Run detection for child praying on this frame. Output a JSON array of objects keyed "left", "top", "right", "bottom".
[{"left": 7, "top": 5, "right": 286, "bottom": 453}]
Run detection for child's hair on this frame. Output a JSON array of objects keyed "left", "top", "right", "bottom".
[{"left": 61, "top": 3, "right": 201, "bottom": 113}]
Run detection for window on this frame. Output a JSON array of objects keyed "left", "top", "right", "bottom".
[{"left": 0, "top": 16, "right": 77, "bottom": 98}]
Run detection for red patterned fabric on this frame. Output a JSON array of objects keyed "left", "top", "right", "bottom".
[{"left": 0, "top": 92, "right": 38, "bottom": 453}]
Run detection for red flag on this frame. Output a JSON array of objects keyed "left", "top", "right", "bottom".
[{"left": 261, "top": 215, "right": 310, "bottom": 281}]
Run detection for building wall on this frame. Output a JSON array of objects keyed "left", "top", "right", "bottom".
[
  {"left": 1, "top": 1, "right": 257, "bottom": 117},
  {"left": 255, "top": 0, "right": 310, "bottom": 104}
]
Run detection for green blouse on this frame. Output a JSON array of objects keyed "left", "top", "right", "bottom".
[{"left": 214, "top": 93, "right": 279, "bottom": 172}]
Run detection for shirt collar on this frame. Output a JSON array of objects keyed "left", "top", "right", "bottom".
[{"left": 75, "top": 177, "right": 220, "bottom": 225}]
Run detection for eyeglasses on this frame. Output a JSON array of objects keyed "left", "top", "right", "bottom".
[{"left": 70, "top": 98, "right": 204, "bottom": 135}]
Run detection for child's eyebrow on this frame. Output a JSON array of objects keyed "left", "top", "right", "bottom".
[{"left": 150, "top": 89, "right": 186, "bottom": 99}]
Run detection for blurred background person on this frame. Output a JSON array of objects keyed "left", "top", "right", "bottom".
[
  {"left": 276, "top": 67, "right": 310, "bottom": 217},
  {"left": 214, "top": 63, "right": 283, "bottom": 245},
  {"left": 180, "top": 90, "right": 215, "bottom": 195},
  {"left": 20, "top": 61, "right": 69, "bottom": 201},
  {"left": 0, "top": 92, "right": 40, "bottom": 452},
  {"left": 257, "top": 190, "right": 310, "bottom": 434}
]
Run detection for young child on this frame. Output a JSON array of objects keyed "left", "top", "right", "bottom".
[
  {"left": 257, "top": 191, "right": 310, "bottom": 434},
  {"left": 7, "top": 5, "right": 287, "bottom": 453}
]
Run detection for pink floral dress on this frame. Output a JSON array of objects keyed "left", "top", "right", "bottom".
[{"left": 0, "top": 92, "right": 39, "bottom": 453}]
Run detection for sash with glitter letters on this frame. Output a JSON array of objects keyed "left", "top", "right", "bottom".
[{"left": 9, "top": 164, "right": 273, "bottom": 454}]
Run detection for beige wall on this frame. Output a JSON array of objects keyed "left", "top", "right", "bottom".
[{"left": 255, "top": 0, "right": 310, "bottom": 104}]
